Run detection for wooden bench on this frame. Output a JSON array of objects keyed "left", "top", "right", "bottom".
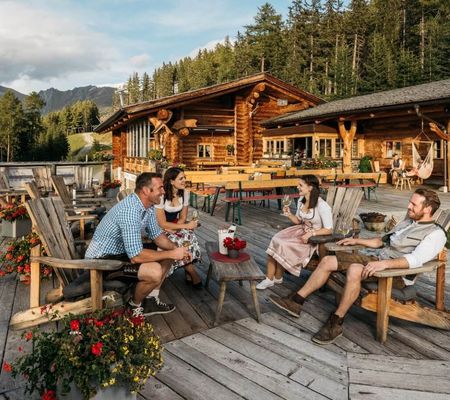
[
  {"left": 222, "top": 178, "right": 300, "bottom": 224},
  {"left": 205, "top": 242, "right": 265, "bottom": 325}
]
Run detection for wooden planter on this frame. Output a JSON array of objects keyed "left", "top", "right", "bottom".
[{"left": 1, "top": 219, "right": 32, "bottom": 238}]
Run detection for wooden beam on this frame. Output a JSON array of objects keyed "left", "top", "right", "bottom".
[{"left": 338, "top": 120, "right": 357, "bottom": 173}]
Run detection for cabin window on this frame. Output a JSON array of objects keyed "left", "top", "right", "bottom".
[
  {"left": 434, "top": 140, "right": 444, "bottom": 159},
  {"left": 126, "top": 118, "right": 152, "bottom": 158},
  {"left": 335, "top": 139, "right": 359, "bottom": 158},
  {"left": 385, "top": 141, "right": 402, "bottom": 158},
  {"left": 318, "top": 139, "right": 332, "bottom": 157},
  {"left": 265, "top": 140, "right": 285, "bottom": 155},
  {"left": 197, "top": 144, "right": 212, "bottom": 158}
]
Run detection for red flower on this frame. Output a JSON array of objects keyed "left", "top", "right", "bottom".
[
  {"left": 94, "top": 319, "right": 104, "bottom": 327},
  {"left": 3, "top": 362, "right": 12, "bottom": 372},
  {"left": 91, "top": 342, "right": 103, "bottom": 356},
  {"left": 223, "top": 237, "right": 247, "bottom": 251},
  {"left": 25, "top": 331, "right": 33, "bottom": 341},
  {"left": 70, "top": 320, "right": 80, "bottom": 331},
  {"left": 130, "top": 316, "right": 144, "bottom": 326},
  {"left": 41, "top": 389, "right": 56, "bottom": 400}
]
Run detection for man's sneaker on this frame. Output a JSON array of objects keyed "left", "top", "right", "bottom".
[
  {"left": 268, "top": 294, "right": 302, "bottom": 317},
  {"left": 312, "top": 313, "right": 344, "bottom": 345},
  {"left": 125, "top": 301, "right": 144, "bottom": 318},
  {"left": 143, "top": 297, "right": 176, "bottom": 316}
]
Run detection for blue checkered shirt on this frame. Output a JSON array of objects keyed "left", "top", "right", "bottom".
[{"left": 85, "top": 192, "right": 162, "bottom": 259}]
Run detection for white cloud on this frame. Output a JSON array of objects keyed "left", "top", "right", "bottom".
[
  {"left": 0, "top": 1, "right": 117, "bottom": 90},
  {"left": 129, "top": 54, "right": 152, "bottom": 68},
  {"left": 188, "top": 39, "right": 226, "bottom": 58}
]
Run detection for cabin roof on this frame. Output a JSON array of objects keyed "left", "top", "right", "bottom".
[
  {"left": 95, "top": 73, "right": 324, "bottom": 133},
  {"left": 262, "top": 78, "right": 450, "bottom": 127}
]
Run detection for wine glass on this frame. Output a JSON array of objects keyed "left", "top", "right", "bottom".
[
  {"left": 281, "top": 194, "right": 292, "bottom": 215},
  {"left": 192, "top": 210, "right": 201, "bottom": 227},
  {"left": 338, "top": 221, "right": 351, "bottom": 238}
]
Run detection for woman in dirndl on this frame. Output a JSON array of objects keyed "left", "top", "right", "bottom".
[
  {"left": 155, "top": 167, "right": 202, "bottom": 288},
  {"left": 256, "top": 174, "right": 333, "bottom": 290}
]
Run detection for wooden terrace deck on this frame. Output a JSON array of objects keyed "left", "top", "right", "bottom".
[{"left": 1, "top": 185, "right": 450, "bottom": 399}]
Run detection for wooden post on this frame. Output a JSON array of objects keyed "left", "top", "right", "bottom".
[
  {"left": 436, "top": 249, "right": 447, "bottom": 311},
  {"left": 30, "top": 244, "right": 41, "bottom": 308},
  {"left": 338, "top": 119, "right": 357, "bottom": 173},
  {"left": 90, "top": 270, "right": 103, "bottom": 310},
  {"left": 376, "top": 276, "right": 393, "bottom": 343}
]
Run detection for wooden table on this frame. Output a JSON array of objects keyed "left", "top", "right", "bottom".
[{"left": 205, "top": 242, "right": 265, "bottom": 325}]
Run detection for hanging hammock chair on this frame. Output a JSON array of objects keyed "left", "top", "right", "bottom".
[
  {"left": 411, "top": 118, "right": 434, "bottom": 180},
  {"left": 412, "top": 142, "right": 434, "bottom": 180}
]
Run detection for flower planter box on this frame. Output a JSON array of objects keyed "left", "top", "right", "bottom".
[
  {"left": 1, "top": 219, "right": 32, "bottom": 238},
  {"left": 60, "top": 383, "right": 137, "bottom": 400},
  {"left": 105, "top": 187, "right": 120, "bottom": 199}
]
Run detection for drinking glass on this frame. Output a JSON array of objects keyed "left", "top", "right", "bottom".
[
  {"left": 281, "top": 194, "right": 292, "bottom": 215},
  {"left": 338, "top": 221, "right": 351, "bottom": 237},
  {"left": 192, "top": 210, "right": 201, "bottom": 227}
]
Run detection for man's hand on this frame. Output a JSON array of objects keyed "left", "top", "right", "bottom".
[
  {"left": 336, "top": 237, "right": 358, "bottom": 246},
  {"left": 361, "top": 260, "right": 390, "bottom": 280},
  {"left": 171, "top": 247, "right": 191, "bottom": 261}
]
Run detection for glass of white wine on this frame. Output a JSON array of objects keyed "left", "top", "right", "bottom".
[
  {"left": 281, "top": 194, "right": 292, "bottom": 216},
  {"left": 338, "top": 221, "right": 351, "bottom": 238},
  {"left": 192, "top": 210, "right": 201, "bottom": 227}
]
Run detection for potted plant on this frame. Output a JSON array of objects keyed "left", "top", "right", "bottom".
[
  {"left": 0, "top": 233, "right": 52, "bottom": 282},
  {"left": 223, "top": 237, "right": 247, "bottom": 258},
  {"left": 102, "top": 180, "right": 122, "bottom": 199},
  {"left": 5, "top": 308, "right": 163, "bottom": 400},
  {"left": 358, "top": 155, "right": 373, "bottom": 172},
  {"left": 0, "top": 202, "right": 32, "bottom": 238},
  {"left": 226, "top": 144, "right": 235, "bottom": 156}
]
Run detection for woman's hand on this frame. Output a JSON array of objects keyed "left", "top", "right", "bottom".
[
  {"left": 186, "top": 220, "right": 198, "bottom": 230},
  {"left": 301, "top": 231, "right": 313, "bottom": 244},
  {"left": 282, "top": 205, "right": 292, "bottom": 216}
]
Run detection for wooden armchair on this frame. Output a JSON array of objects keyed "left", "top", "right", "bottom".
[
  {"left": 51, "top": 175, "right": 109, "bottom": 206},
  {"left": 10, "top": 197, "right": 126, "bottom": 330},
  {"left": 325, "top": 208, "right": 450, "bottom": 343}
]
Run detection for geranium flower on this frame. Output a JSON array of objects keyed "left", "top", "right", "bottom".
[
  {"left": 70, "top": 320, "right": 80, "bottom": 332},
  {"left": 91, "top": 342, "right": 103, "bottom": 356},
  {"left": 41, "top": 389, "right": 56, "bottom": 400},
  {"left": 3, "top": 362, "right": 12, "bottom": 372}
]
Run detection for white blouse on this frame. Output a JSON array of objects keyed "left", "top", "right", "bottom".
[
  {"left": 295, "top": 197, "right": 333, "bottom": 230},
  {"left": 155, "top": 190, "right": 190, "bottom": 213}
]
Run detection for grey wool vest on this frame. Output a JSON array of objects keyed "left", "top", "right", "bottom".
[{"left": 380, "top": 219, "right": 442, "bottom": 261}]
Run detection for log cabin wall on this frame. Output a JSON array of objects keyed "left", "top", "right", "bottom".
[
  {"left": 363, "top": 132, "right": 443, "bottom": 176},
  {"left": 251, "top": 97, "right": 307, "bottom": 161},
  {"left": 112, "top": 130, "right": 124, "bottom": 169}
]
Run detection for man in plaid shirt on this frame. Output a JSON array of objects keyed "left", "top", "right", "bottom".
[{"left": 86, "top": 172, "right": 189, "bottom": 316}]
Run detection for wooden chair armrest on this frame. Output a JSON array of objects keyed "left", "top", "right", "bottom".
[
  {"left": 373, "top": 260, "right": 442, "bottom": 278},
  {"left": 65, "top": 206, "right": 96, "bottom": 213},
  {"left": 324, "top": 243, "right": 367, "bottom": 252},
  {"left": 66, "top": 215, "right": 97, "bottom": 222},
  {"left": 31, "top": 256, "right": 124, "bottom": 271}
]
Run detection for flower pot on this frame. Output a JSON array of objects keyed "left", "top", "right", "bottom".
[
  {"left": 1, "top": 219, "right": 32, "bottom": 238},
  {"left": 59, "top": 383, "right": 137, "bottom": 400},
  {"left": 105, "top": 187, "right": 120, "bottom": 199},
  {"left": 228, "top": 249, "right": 239, "bottom": 259}
]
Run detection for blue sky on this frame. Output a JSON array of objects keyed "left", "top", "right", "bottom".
[{"left": 0, "top": 0, "right": 292, "bottom": 93}]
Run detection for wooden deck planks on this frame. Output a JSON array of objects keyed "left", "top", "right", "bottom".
[{"left": 2, "top": 185, "right": 450, "bottom": 399}]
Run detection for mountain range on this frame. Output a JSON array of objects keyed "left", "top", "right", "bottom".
[{"left": 0, "top": 85, "right": 115, "bottom": 114}]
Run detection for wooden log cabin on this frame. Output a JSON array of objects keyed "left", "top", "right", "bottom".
[
  {"left": 262, "top": 79, "right": 450, "bottom": 184},
  {"left": 94, "top": 73, "right": 323, "bottom": 185}
]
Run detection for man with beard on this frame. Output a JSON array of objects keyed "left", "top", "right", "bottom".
[{"left": 269, "top": 188, "right": 446, "bottom": 344}]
